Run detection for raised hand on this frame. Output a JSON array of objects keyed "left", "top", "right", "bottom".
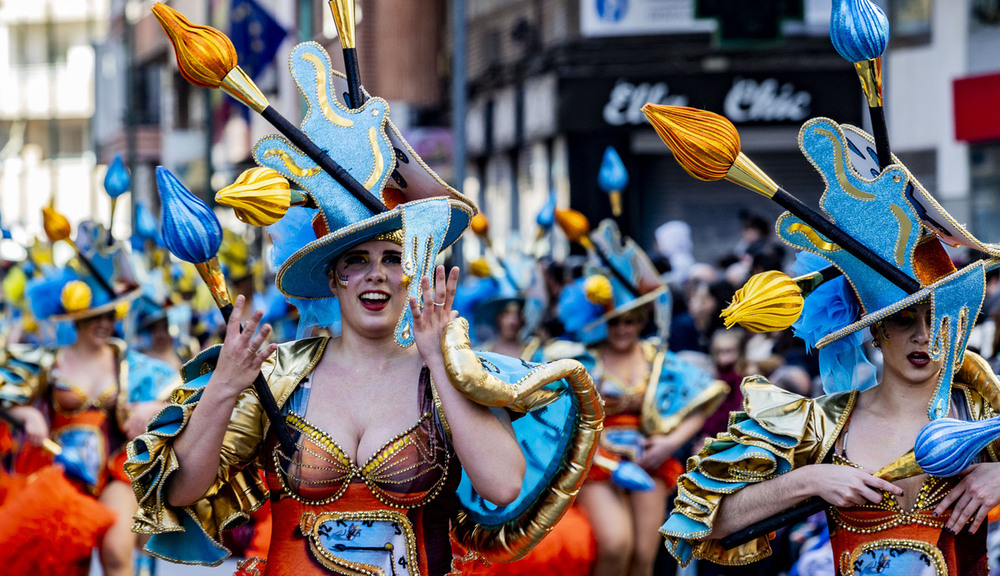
[
  {"left": 933, "top": 462, "right": 1000, "bottom": 534},
  {"left": 210, "top": 294, "right": 278, "bottom": 399},
  {"left": 410, "top": 265, "right": 459, "bottom": 366}
]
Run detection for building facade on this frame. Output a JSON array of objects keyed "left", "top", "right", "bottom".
[
  {"left": 0, "top": 0, "right": 110, "bottom": 248},
  {"left": 462, "top": 0, "right": 1000, "bottom": 266}
]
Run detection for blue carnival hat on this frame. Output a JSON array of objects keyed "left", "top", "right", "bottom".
[
  {"left": 242, "top": 43, "right": 475, "bottom": 346},
  {"left": 28, "top": 223, "right": 141, "bottom": 323},
  {"left": 471, "top": 243, "right": 548, "bottom": 342},
  {"left": 558, "top": 219, "right": 671, "bottom": 345},
  {"left": 779, "top": 118, "right": 1000, "bottom": 418}
]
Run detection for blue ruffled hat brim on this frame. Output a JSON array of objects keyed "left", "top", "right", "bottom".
[{"left": 275, "top": 198, "right": 474, "bottom": 299}]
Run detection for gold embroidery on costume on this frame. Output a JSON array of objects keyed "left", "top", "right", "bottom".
[
  {"left": 815, "top": 127, "right": 876, "bottom": 201},
  {"left": 889, "top": 203, "right": 911, "bottom": 267},
  {"left": 364, "top": 127, "right": 384, "bottom": 190},
  {"left": 841, "top": 539, "right": 947, "bottom": 576},
  {"left": 299, "top": 52, "right": 353, "bottom": 128},
  {"left": 787, "top": 223, "right": 842, "bottom": 253},
  {"left": 262, "top": 150, "right": 322, "bottom": 178}
]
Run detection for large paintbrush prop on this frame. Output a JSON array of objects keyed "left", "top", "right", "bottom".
[
  {"left": 598, "top": 146, "right": 628, "bottom": 218},
  {"left": 42, "top": 203, "right": 117, "bottom": 298},
  {"left": 150, "top": 3, "right": 384, "bottom": 214},
  {"left": 554, "top": 208, "right": 640, "bottom": 298},
  {"left": 831, "top": 0, "right": 892, "bottom": 171},
  {"left": 722, "top": 413, "right": 1000, "bottom": 549},
  {"left": 156, "top": 166, "right": 295, "bottom": 455},
  {"left": 642, "top": 104, "right": 919, "bottom": 295},
  {"left": 103, "top": 154, "right": 131, "bottom": 246},
  {"left": 328, "top": 0, "right": 364, "bottom": 109}
]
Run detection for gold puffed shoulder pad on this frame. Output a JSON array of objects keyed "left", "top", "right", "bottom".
[
  {"left": 0, "top": 344, "right": 53, "bottom": 408},
  {"left": 662, "top": 376, "right": 855, "bottom": 567},
  {"left": 125, "top": 338, "right": 329, "bottom": 565},
  {"left": 442, "top": 317, "right": 565, "bottom": 412},
  {"left": 955, "top": 350, "right": 1000, "bottom": 415},
  {"left": 443, "top": 317, "right": 605, "bottom": 562}
]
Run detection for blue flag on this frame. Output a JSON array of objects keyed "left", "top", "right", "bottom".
[{"left": 230, "top": 0, "right": 288, "bottom": 80}]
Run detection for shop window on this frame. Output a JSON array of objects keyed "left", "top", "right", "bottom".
[
  {"left": 891, "top": 0, "right": 933, "bottom": 46},
  {"left": 973, "top": 0, "right": 1000, "bottom": 25},
  {"left": 971, "top": 144, "right": 1000, "bottom": 239}
]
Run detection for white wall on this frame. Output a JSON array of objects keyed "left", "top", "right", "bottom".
[{"left": 886, "top": 0, "right": 969, "bottom": 201}]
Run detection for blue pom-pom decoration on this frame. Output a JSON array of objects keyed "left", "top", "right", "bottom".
[
  {"left": 156, "top": 166, "right": 222, "bottom": 264},
  {"left": 104, "top": 154, "right": 131, "bottom": 199},
  {"left": 557, "top": 277, "right": 606, "bottom": 343},
  {"left": 266, "top": 206, "right": 339, "bottom": 338},
  {"left": 830, "top": 0, "right": 889, "bottom": 63},
  {"left": 598, "top": 146, "right": 629, "bottom": 193}
]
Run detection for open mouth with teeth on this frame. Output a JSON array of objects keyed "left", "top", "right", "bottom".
[
  {"left": 359, "top": 291, "right": 390, "bottom": 311},
  {"left": 907, "top": 351, "right": 930, "bottom": 368}
]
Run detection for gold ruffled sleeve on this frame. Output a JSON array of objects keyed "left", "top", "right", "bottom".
[
  {"left": 660, "top": 376, "right": 854, "bottom": 567},
  {"left": 0, "top": 345, "right": 52, "bottom": 409},
  {"left": 124, "top": 338, "right": 327, "bottom": 566}
]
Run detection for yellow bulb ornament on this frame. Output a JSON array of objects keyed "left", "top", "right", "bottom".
[
  {"left": 721, "top": 271, "right": 804, "bottom": 333},
  {"left": 469, "top": 258, "right": 492, "bottom": 278},
  {"left": 584, "top": 275, "right": 614, "bottom": 308},
  {"left": 61, "top": 281, "right": 93, "bottom": 313}
]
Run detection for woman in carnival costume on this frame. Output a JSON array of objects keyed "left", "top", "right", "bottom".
[
  {"left": 522, "top": 218, "right": 728, "bottom": 576},
  {"left": 1, "top": 221, "right": 180, "bottom": 576},
  {"left": 645, "top": 0, "right": 1000, "bottom": 572},
  {"left": 655, "top": 113, "right": 1000, "bottom": 576},
  {"left": 125, "top": 5, "right": 602, "bottom": 575}
]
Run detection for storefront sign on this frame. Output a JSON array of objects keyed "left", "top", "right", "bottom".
[
  {"left": 580, "top": 0, "right": 715, "bottom": 38},
  {"left": 562, "top": 69, "right": 862, "bottom": 132}
]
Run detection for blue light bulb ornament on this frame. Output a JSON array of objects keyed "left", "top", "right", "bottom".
[
  {"left": 830, "top": 0, "right": 889, "bottom": 64},
  {"left": 915, "top": 414, "right": 1000, "bottom": 477},
  {"left": 533, "top": 190, "right": 557, "bottom": 247},
  {"left": 598, "top": 146, "right": 628, "bottom": 217},
  {"left": 156, "top": 165, "right": 296, "bottom": 456},
  {"left": 104, "top": 154, "right": 131, "bottom": 242},
  {"left": 830, "top": 0, "right": 892, "bottom": 170},
  {"left": 104, "top": 154, "right": 131, "bottom": 199},
  {"left": 156, "top": 166, "right": 229, "bottom": 310},
  {"left": 157, "top": 167, "right": 222, "bottom": 264}
]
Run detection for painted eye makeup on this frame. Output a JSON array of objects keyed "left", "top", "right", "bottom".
[{"left": 884, "top": 308, "right": 931, "bottom": 330}]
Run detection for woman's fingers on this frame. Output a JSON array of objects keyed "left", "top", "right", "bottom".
[
  {"left": 948, "top": 497, "right": 974, "bottom": 533},
  {"left": 935, "top": 486, "right": 961, "bottom": 517},
  {"left": 226, "top": 295, "right": 246, "bottom": 340},
  {"left": 434, "top": 265, "right": 447, "bottom": 310},
  {"left": 247, "top": 323, "right": 272, "bottom": 353},
  {"left": 969, "top": 505, "right": 989, "bottom": 534},
  {"left": 420, "top": 274, "right": 433, "bottom": 310},
  {"left": 866, "top": 476, "right": 904, "bottom": 496},
  {"left": 444, "top": 266, "right": 459, "bottom": 310}
]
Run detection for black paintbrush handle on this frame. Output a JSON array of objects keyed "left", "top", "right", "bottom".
[
  {"left": 721, "top": 497, "right": 828, "bottom": 550},
  {"left": 260, "top": 106, "right": 385, "bottom": 214},
  {"left": 772, "top": 187, "right": 920, "bottom": 294},
  {"left": 218, "top": 303, "right": 296, "bottom": 456},
  {"left": 343, "top": 48, "right": 365, "bottom": 109},
  {"left": 869, "top": 105, "right": 892, "bottom": 172}
]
